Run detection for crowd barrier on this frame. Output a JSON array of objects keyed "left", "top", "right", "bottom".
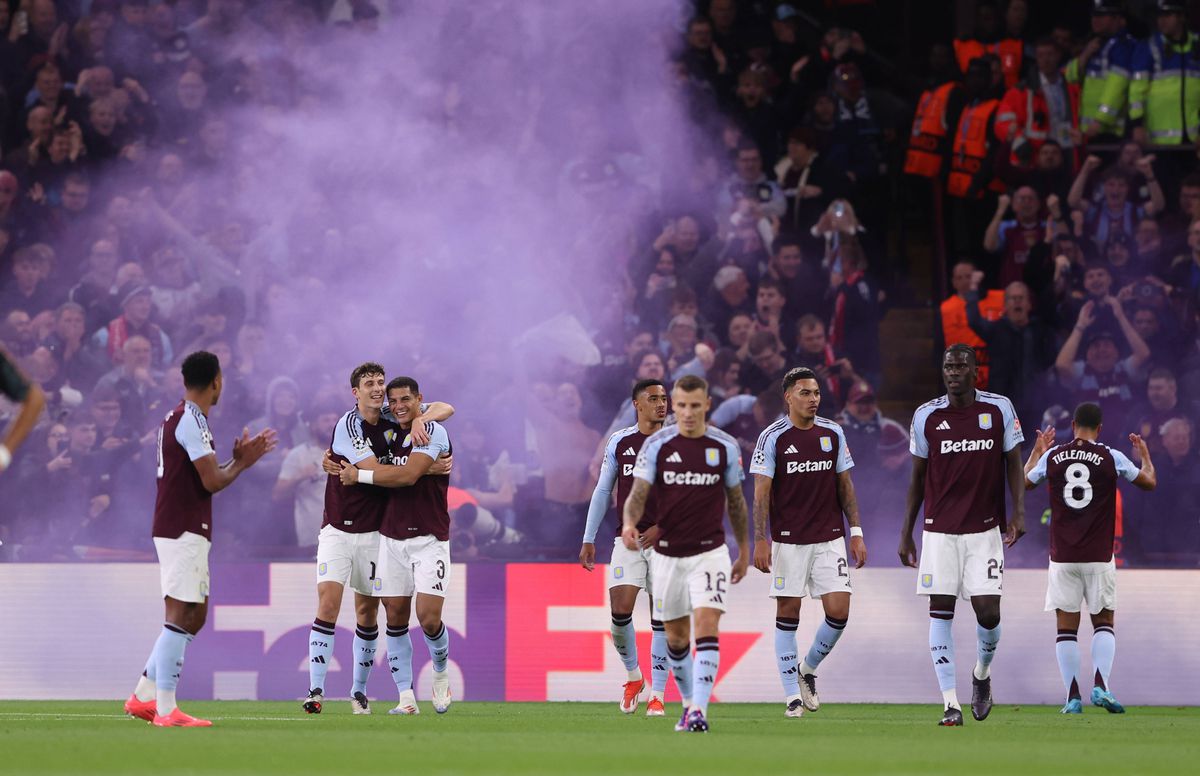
[{"left": 1, "top": 563, "right": 1196, "bottom": 704}]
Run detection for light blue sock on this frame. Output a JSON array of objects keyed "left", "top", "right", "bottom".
[
  {"left": 1056, "top": 630, "right": 1080, "bottom": 699},
  {"left": 929, "top": 612, "right": 956, "bottom": 693},
  {"left": 650, "top": 620, "right": 669, "bottom": 693},
  {"left": 386, "top": 625, "right": 413, "bottom": 693},
  {"left": 804, "top": 615, "right": 847, "bottom": 672},
  {"left": 610, "top": 614, "right": 639, "bottom": 675},
  {"left": 974, "top": 623, "right": 1001, "bottom": 680},
  {"left": 667, "top": 643, "right": 693, "bottom": 705},
  {"left": 1092, "top": 625, "right": 1116, "bottom": 691},
  {"left": 154, "top": 624, "right": 191, "bottom": 715},
  {"left": 774, "top": 617, "right": 800, "bottom": 697},
  {"left": 308, "top": 618, "right": 335, "bottom": 692},
  {"left": 351, "top": 624, "right": 378, "bottom": 696},
  {"left": 692, "top": 636, "right": 720, "bottom": 715},
  {"left": 423, "top": 623, "right": 450, "bottom": 673}
]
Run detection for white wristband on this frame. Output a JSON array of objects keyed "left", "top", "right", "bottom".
[
  {"left": 849, "top": 526, "right": 864, "bottom": 538},
  {"left": 358, "top": 468, "right": 373, "bottom": 485},
  {"left": 0, "top": 444, "right": 10, "bottom": 471}
]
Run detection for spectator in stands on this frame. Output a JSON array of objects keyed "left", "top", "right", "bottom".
[
  {"left": 1069, "top": 156, "right": 1163, "bottom": 251},
  {"left": 707, "top": 347, "right": 743, "bottom": 402},
  {"left": 828, "top": 235, "right": 882, "bottom": 388},
  {"left": 764, "top": 232, "right": 827, "bottom": 320},
  {"left": 983, "top": 187, "right": 1050, "bottom": 287},
  {"left": 741, "top": 330, "right": 788, "bottom": 396},
  {"left": 703, "top": 265, "right": 753, "bottom": 342},
  {"left": 965, "top": 272, "right": 1056, "bottom": 429},
  {"left": 40, "top": 301, "right": 101, "bottom": 392},
  {"left": 733, "top": 66, "right": 782, "bottom": 163},
  {"left": 791, "top": 314, "right": 856, "bottom": 414},
  {"left": 938, "top": 260, "right": 1004, "bottom": 389},
  {"left": 1130, "top": 367, "right": 1200, "bottom": 457},
  {"left": 90, "top": 284, "right": 173, "bottom": 369},
  {"left": 1128, "top": 417, "right": 1200, "bottom": 565},
  {"left": 275, "top": 401, "right": 343, "bottom": 551},
  {"left": 752, "top": 275, "right": 793, "bottom": 351},
  {"left": 836, "top": 379, "right": 909, "bottom": 474},
  {"left": 92, "top": 334, "right": 163, "bottom": 434},
  {"left": 716, "top": 140, "right": 785, "bottom": 220},
  {"left": 726, "top": 311, "right": 753, "bottom": 358},
  {"left": 0, "top": 246, "right": 60, "bottom": 317},
  {"left": 774, "top": 126, "right": 849, "bottom": 239},
  {"left": 1055, "top": 297, "right": 1152, "bottom": 441}
]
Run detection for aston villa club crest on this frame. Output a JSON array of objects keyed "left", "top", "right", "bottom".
[
  {"left": 402, "top": 433, "right": 412, "bottom": 447},
  {"left": 319, "top": 562, "right": 328, "bottom": 576},
  {"left": 820, "top": 436, "right": 833, "bottom": 453},
  {"left": 373, "top": 578, "right": 383, "bottom": 592},
  {"left": 705, "top": 448, "right": 720, "bottom": 467},
  {"left": 384, "top": 429, "right": 397, "bottom": 445},
  {"left": 979, "top": 413, "right": 993, "bottom": 430},
  {"left": 613, "top": 566, "right": 624, "bottom": 580},
  {"left": 773, "top": 576, "right": 785, "bottom": 590},
  {"left": 921, "top": 573, "right": 933, "bottom": 588}
]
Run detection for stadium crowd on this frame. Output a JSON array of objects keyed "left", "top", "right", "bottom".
[{"left": 0, "top": 0, "right": 1197, "bottom": 567}]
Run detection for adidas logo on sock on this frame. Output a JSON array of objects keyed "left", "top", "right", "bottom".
[
  {"left": 432, "top": 582, "right": 444, "bottom": 591},
  {"left": 783, "top": 444, "right": 798, "bottom": 455},
  {"left": 311, "top": 656, "right": 326, "bottom": 664},
  {"left": 935, "top": 656, "right": 951, "bottom": 665},
  {"left": 666, "top": 452, "right": 683, "bottom": 463},
  {"left": 936, "top": 420, "right": 951, "bottom": 431},
  {"left": 623, "top": 447, "right": 637, "bottom": 456}
]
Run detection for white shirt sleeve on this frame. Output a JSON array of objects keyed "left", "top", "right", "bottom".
[
  {"left": 1000, "top": 397, "right": 1024, "bottom": 452},
  {"left": 410, "top": 423, "right": 450, "bottom": 461},
  {"left": 909, "top": 408, "right": 930, "bottom": 458},
  {"left": 724, "top": 437, "right": 745, "bottom": 487},
  {"left": 1112, "top": 449, "right": 1140, "bottom": 482},
  {"left": 834, "top": 425, "right": 854, "bottom": 473},
  {"left": 632, "top": 437, "right": 659, "bottom": 485},
  {"left": 1026, "top": 449, "right": 1051, "bottom": 485},
  {"left": 749, "top": 426, "right": 778, "bottom": 478},
  {"left": 331, "top": 413, "right": 375, "bottom": 465},
  {"left": 175, "top": 409, "right": 215, "bottom": 462}
]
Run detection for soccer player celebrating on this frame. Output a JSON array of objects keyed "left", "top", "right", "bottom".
[
  {"left": 338, "top": 377, "right": 454, "bottom": 715},
  {"left": 579, "top": 378, "right": 670, "bottom": 716},
  {"left": 622, "top": 375, "right": 749, "bottom": 733},
  {"left": 750, "top": 367, "right": 866, "bottom": 718},
  {"left": 124, "top": 351, "right": 277, "bottom": 727},
  {"left": 0, "top": 348, "right": 46, "bottom": 475},
  {"left": 1023, "top": 403, "right": 1155, "bottom": 715},
  {"left": 899, "top": 344, "right": 1025, "bottom": 727},
  {"left": 305, "top": 363, "right": 452, "bottom": 715}
]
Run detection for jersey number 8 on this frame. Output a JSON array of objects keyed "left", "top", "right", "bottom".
[{"left": 1063, "top": 462, "right": 1094, "bottom": 509}]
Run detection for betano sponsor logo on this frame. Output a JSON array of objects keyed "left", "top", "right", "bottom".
[
  {"left": 786, "top": 460, "right": 834, "bottom": 473},
  {"left": 940, "top": 438, "right": 995, "bottom": 453},
  {"left": 663, "top": 471, "right": 722, "bottom": 485}
]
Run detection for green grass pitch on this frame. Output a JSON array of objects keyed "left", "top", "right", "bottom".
[{"left": 2, "top": 702, "right": 1196, "bottom": 775}]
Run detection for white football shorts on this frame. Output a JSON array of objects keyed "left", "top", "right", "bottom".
[
  {"left": 377, "top": 534, "right": 451, "bottom": 598},
  {"left": 607, "top": 536, "right": 654, "bottom": 593},
  {"left": 316, "top": 524, "right": 382, "bottom": 596},
  {"left": 154, "top": 531, "right": 211, "bottom": 603},
  {"left": 770, "top": 538, "right": 852, "bottom": 599},
  {"left": 650, "top": 546, "right": 732, "bottom": 621},
  {"left": 1045, "top": 559, "right": 1116, "bottom": 614},
  {"left": 916, "top": 526, "right": 1004, "bottom": 599}
]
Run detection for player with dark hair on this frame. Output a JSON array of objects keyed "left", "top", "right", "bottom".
[
  {"left": 1024, "top": 402, "right": 1155, "bottom": 715},
  {"left": 900, "top": 344, "right": 1025, "bottom": 726},
  {"left": 336, "top": 376, "right": 455, "bottom": 715},
  {"left": 623, "top": 375, "right": 749, "bottom": 733},
  {"left": 751, "top": 367, "right": 866, "bottom": 717},
  {"left": 303, "top": 363, "right": 453, "bottom": 715},
  {"left": 579, "top": 378, "right": 670, "bottom": 716},
  {"left": 124, "top": 351, "right": 277, "bottom": 726},
  {"left": 0, "top": 348, "right": 46, "bottom": 475}
]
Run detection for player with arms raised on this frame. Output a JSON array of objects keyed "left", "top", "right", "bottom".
[
  {"left": 1024, "top": 402, "right": 1155, "bottom": 715},
  {"left": 750, "top": 367, "right": 866, "bottom": 718},
  {"left": 124, "top": 351, "right": 276, "bottom": 726},
  {"left": 579, "top": 378, "right": 670, "bottom": 716},
  {"left": 337, "top": 376, "right": 454, "bottom": 715},
  {"left": 304, "top": 363, "right": 452, "bottom": 715},
  {"left": 899, "top": 344, "right": 1025, "bottom": 727},
  {"left": 623, "top": 375, "right": 749, "bottom": 733}
]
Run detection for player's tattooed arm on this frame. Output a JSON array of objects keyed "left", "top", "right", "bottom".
[
  {"left": 727, "top": 485, "right": 751, "bottom": 583},
  {"left": 898, "top": 456, "right": 928, "bottom": 567},
  {"left": 838, "top": 471, "right": 868, "bottom": 567},
  {"left": 752, "top": 475, "right": 772, "bottom": 573},
  {"left": 621, "top": 478, "right": 651, "bottom": 551}
]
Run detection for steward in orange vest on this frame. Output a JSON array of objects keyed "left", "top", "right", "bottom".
[
  {"left": 947, "top": 58, "right": 1006, "bottom": 199},
  {"left": 994, "top": 38, "right": 1081, "bottom": 170},
  {"left": 904, "top": 81, "right": 959, "bottom": 178},
  {"left": 954, "top": 37, "right": 1024, "bottom": 89}
]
